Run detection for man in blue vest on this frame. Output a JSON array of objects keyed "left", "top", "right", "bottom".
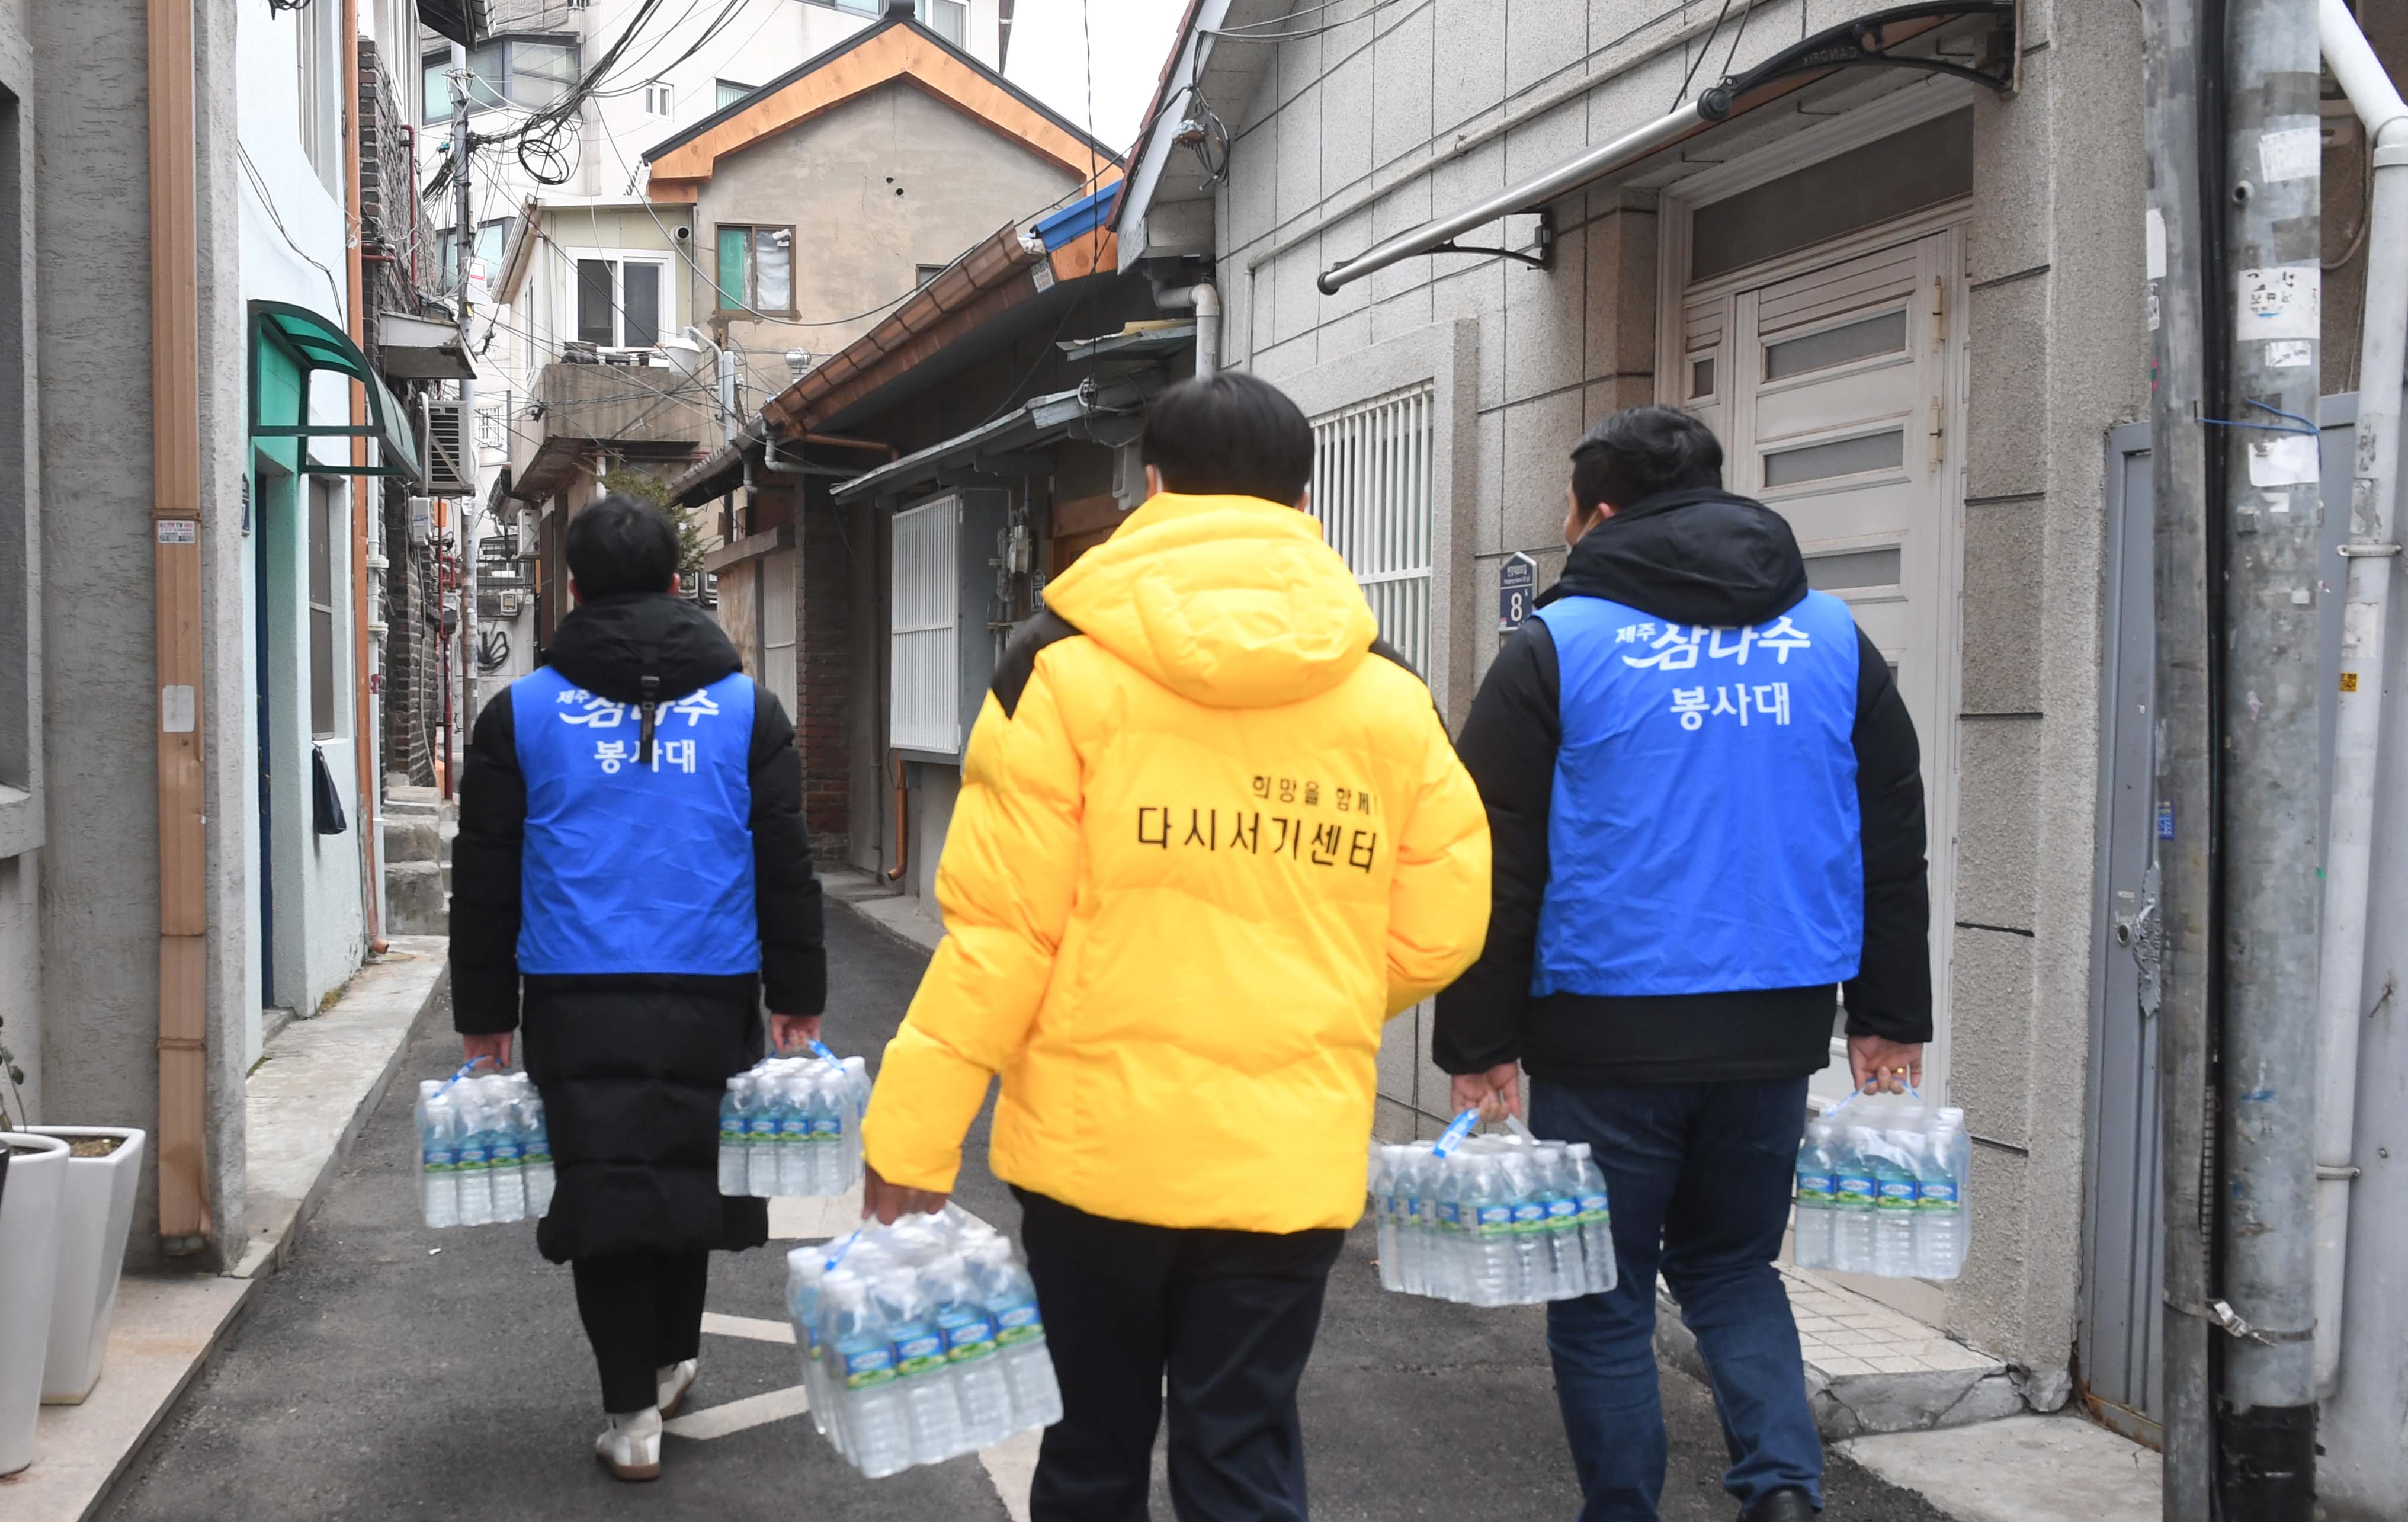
[
  {"left": 450, "top": 495, "right": 825, "bottom": 1482},
  {"left": 1435, "top": 406, "right": 1931, "bottom": 1522}
]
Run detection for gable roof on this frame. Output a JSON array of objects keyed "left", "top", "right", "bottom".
[{"left": 642, "top": 15, "right": 1118, "bottom": 200}]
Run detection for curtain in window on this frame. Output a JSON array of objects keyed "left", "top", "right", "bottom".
[
  {"left": 753, "top": 230, "right": 791, "bottom": 312},
  {"left": 716, "top": 228, "right": 749, "bottom": 311},
  {"left": 624, "top": 263, "right": 662, "bottom": 347},
  {"left": 576, "top": 259, "right": 615, "bottom": 346}
]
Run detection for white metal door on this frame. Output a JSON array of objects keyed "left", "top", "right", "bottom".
[{"left": 1682, "top": 229, "right": 1965, "bottom": 1106}]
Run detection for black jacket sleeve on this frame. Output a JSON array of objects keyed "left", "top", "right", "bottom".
[
  {"left": 1844, "top": 627, "right": 1933, "bottom": 1043},
  {"left": 1432, "top": 619, "right": 1561, "bottom": 1074},
  {"left": 749, "top": 684, "right": 828, "bottom": 1018},
  {"left": 451, "top": 696, "right": 525, "bottom": 1036}
]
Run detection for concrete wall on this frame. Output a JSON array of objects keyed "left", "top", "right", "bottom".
[
  {"left": 1210, "top": 0, "right": 2149, "bottom": 1398},
  {"left": 693, "top": 81, "right": 1082, "bottom": 403},
  {"left": 33, "top": 0, "right": 251, "bottom": 1268},
  {"left": 0, "top": 0, "right": 43, "bottom": 1132}
]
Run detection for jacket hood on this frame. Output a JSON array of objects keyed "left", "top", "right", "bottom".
[
  {"left": 1039, "top": 492, "right": 1379, "bottom": 709},
  {"left": 1542, "top": 488, "right": 1809, "bottom": 627},
  {"left": 545, "top": 592, "right": 742, "bottom": 704}
]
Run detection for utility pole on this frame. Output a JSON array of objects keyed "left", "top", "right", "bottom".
[
  {"left": 2215, "top": 0, "right": 2323, "bottom": 1513},
  {"left": 452, "top": 47, "right": 481, "bottom": 749},
  {"left": 2139, "top": 0, "right": 2215, "bottom": 1511}
]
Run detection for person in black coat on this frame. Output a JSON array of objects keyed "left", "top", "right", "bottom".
[{"left": 449, "top": 495, "right": 826, "bottom": 1482}]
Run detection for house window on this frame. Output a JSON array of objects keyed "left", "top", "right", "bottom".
[
  {"left": 423, "top": 37, "right": 579, "bottom": 122},
  {"left": 437, "top": 219, "right": 511, "bottom": 297},
  {"left": 1310, "top": 383, "right": 1435, "bottom": 675},
  {"left": 715, "top": 225, "right": 794, "bottom": 314},
  {"left": 919, "top": 0, "right": 967, "bottom": 44},
  {"left": 309, "top": 478, "right": 339, "bottom": 738},
  {"left": 644, "top": 84, "right": 673, "bottom": 117},
  {"left": 573, "top": 255, "right": 666, "bottom": 348},
  {"left": 915, "top": 264, "right": 947, "bottom": 287},
  {"left": 716, "top": 79, "right": 755, "bottom": 110},
  {"left": 476, "top": 396, "right": 509, "bottom": 453},
  {"left": 890, "top": 496, "right": 960, "bottom": 754},
  {"left": 296, "top": 0, "right": 339, "bottom": 195},
  {"left": 822, "top": 0, "right": 881, "bottom": 13}
]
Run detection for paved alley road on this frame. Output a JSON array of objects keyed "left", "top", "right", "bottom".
[{"left": 104, "top": 908, "right": 1948, "bottom": 1521}]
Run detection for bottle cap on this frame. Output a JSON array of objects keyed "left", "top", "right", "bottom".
[
  {"left": 1939, "top": 1106, "right": 1965, "bottom": 1124},
  {"left": 1567, "top": 1142, "right": 1591, "bottom": 1158}
]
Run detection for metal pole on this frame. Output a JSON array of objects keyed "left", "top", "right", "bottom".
[
  {"left": 2216, "top": 0, "right": 2322, "bottom": 1513},
  {"left": 452, "top": 50, "right": 480, "bottom": 743},
  {"left": 2310, "top": 0, "right": 2408, "bottom": 1399},
  {"left": 2141, "top": 0, "right": 2217, "bottom": 1510}
]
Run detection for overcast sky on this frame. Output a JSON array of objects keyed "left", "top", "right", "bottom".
[{"left": 1005, "top": 0, "right": 1191, "bottom": 159}]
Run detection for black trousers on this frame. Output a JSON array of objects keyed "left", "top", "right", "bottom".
[
  {"left": 1015, "top": 1188, "right": 1346, "bottom": 1522},
  {"left": 570, "top": 1252, "right": 710, "bottom": 1415}
]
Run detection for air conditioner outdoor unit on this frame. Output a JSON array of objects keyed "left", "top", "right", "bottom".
[{"left": 422, "top": 398, "right": 474, "bottom": 497}]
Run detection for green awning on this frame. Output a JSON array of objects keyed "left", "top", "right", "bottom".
[{"left": 248, "top": 300, "right": 422, "bottom": 480}]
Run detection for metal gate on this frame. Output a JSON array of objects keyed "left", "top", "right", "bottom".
[{"left": 2079, "top": 400, "right": 2356, "bottom": 1447}]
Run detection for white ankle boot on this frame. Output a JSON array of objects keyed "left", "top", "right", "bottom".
[
  {"left": 595, "top": 1406, "right": 663, "bottom": 1482},
  {"left": 656, "top": 1358, "right": 699, "bottom": 1417}
]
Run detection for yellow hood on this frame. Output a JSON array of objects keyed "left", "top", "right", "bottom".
[{"left": 1039, "top": 492, "right": 1378, "bottom": 709}]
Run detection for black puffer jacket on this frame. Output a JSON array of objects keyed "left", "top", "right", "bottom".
[
  {"left": 1434, "top": 489, "right": 1931, "bottom": 1085},
  {"left": 450, "top": 593, "right": 826, "bottom": 1262}
]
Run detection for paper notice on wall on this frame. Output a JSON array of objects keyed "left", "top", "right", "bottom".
[
  {"left": 161, "top": 685, "right": 195, "bottom": 735},
  {"left": 2146, "top": 208, "right": 2167, "bottom": 280},
  {"left": 2247, "top": 434, "right": 2321, "bottom": 488},
  {"left": 2257, "top": 126, "right": 2322, "bottom": 184},
  {"left": 2238, "top": 265, "right": 2320, "bottom": 340},
  {"left": 2266, "top": 338, "right": 2313, "bottom": 369},
  {"left": 155, "top": 519, "right": 195, "bottom": 544}
]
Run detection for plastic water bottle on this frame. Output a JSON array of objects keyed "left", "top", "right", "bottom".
[
  {"left": 925, "top": 1253, "right": 1015, "bottom": 1449},
  {"left": 418, "top": 1081, "right": 460, "bottom": 1229},
  {"left": 812, "top": 1064, "right": 847, "bottom": 1196},
  {"left": 514, "top": 1077, "right": 556, "bottom": 1217},
  {"left": 749, "top": 1071, "right": 784, "bottom": 1197},
  {"left": 877, "top": 1269, "right": 967, "bottom": 1463},
  {"left": 453, "top": 1085, "right": 495, "bottom": 1226},
  {"left": 1872, "top": 1118, "right": 1922, "bottom": 1279},
  {"left": 787, "top": 1250, "right": 835, "bottom": 1440},
  {"left": 1566, "top": 1143, "right": 1615, "bottom": 1294},
  {"left": 1919, "top": 1107, "right": 1970, "bottom": 1279},
  {"left": 1793, "top": 1119, "right": 1837, "bottom": 1271},
  {"left": 1463, "top": 1154, "right": 1516, "bottom": 1308},
  {"left": 971, "top": 1238, "right": 1062, "bottom": 1430},
  {"left": 822, "top": 1271, "right": 913, "bottom": 1479},
  {"left": 774, "top": 1065, "right": 810, "bottom": 1197},
  {"left": 1831, "top": 1126, "right": 1879, "bottom": 1274},
  {"left": 1496, "top": 1148, "right": 1550, "bottom": 1302},
  {"left": 482, "top": 1076, "right": 525, "bottom": 1223},
  {"left": 1372, "top": 1146, "right": 1405, "bottom": 1292},
  {"left": 720, "top": 1076, "right": 753, "bottom": 1196},
  {"left": 1532, "top": 1145, "right": 1582, "bottom": 1300}
]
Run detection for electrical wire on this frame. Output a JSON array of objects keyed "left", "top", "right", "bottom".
[
  {"left": 1200, "top": 0, "right": 1415, "bottom": 42},
  {"left": 1670, "top": 0, "right": 1736, "bottom": 108},
  {"left": 1717, "top": 0, "right": 1756, "bottom": 85},
  {"left": 237, "top": 140, "right": 348, "bottom": 312}
]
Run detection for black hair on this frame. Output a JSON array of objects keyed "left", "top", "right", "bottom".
[
  {"left": 1570, "top": 405, "right": 1724, "bottom": 512},
  {"left": 1140, "top": 371, "right": 1316, "bottom": 505},
  {"left": 565, "top": 494, "right": 681, "bottom": 600}
]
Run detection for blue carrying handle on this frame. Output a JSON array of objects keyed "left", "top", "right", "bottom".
[
  {"left": 1431, "top": 1108, "right": 1481, "bottom": 1159},
  {"left": 439, "top": 1056, "right": 493, "bottom": 1093},
  {"left": 809, "top": 1039, "right": 838, "bottom": 1063}
]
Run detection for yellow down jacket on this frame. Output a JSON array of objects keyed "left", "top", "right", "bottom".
[{"left": 861, "top": 491, "right": 1493, "bottom": 1233}]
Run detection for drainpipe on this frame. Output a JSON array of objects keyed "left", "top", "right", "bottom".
[
  {"left": 148, "top": 0, "right": 209, "bottom": 1253},
  {"left": 1150, "top": 280, "right": 1221, "bottom": 379},
  {"left": 344, "top": 0, "right": 384, "bottom": 954},
  {"left": 2311, "top": 0, "right": 2408, "bottom": 1399}
]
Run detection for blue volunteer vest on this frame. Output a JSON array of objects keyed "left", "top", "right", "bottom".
[
  {"left": 1530, "top": 590, "right": 1863, "bottom": 998},
  {"left": 510, "top": 665, "right": 761, "bottom": 976}
]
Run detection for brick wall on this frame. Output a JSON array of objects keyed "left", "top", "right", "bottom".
[{"left": 797, "top": 505, "right": 851, "bottom": 862}]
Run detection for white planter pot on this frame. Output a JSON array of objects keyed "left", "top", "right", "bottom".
[
  {"left": 0, "top": 1131, "right": 68, "bottom": 1476},
  {"left": 27, "top": 1127, "right": 146, "bottom": 1404}
]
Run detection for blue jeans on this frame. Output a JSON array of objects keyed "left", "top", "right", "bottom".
[{"left": 1531, "top": 1077, "right": 1821, "bottom": 1521}]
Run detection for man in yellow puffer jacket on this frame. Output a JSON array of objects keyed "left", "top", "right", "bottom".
[{"left": 861, "top": 372, "right": 1491, "bottom": 1521}]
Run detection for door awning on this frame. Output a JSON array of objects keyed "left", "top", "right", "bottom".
[
  {"left": 376, "top": 312, "right": 478, "bottom": 381},
  {"left": 249, "top": 301, "right": 422, "bottom": 480},
  {"left": 1317, "top": 2, "right": 2016, "bottom": 294}
]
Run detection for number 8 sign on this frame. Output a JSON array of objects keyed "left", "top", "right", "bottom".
[{"left": 1498, "top": 552, "right": 1537, "bottom": 634}]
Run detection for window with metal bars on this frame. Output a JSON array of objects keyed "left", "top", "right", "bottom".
[{"left": 1309, "top": 384, "right": 1436, "bottom": 677}]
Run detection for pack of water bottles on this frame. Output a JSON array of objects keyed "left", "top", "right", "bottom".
[
  {"left": 785, "top": 1207, "right": 1063, "bottom": 1479},
  {"left": 1368, "top": 1113, "right": 1618, "bottom": 1307},
  {"left": 1791, "top": 1092, "right": 1970, "bottom": 1280},
  {"left": 418, "top": 1067, "right": 555, "bottom": 1229},
  {"left": 719, "top": 1044, "right": 871, "bottom": 1199}
]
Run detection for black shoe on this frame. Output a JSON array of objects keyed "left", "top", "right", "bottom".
[{"left": 1737, "top": 1488, "right": 1816, "bottom": 1522}]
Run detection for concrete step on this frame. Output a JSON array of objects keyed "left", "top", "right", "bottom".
[
  {"left": 383, "top": 816, "right": 443, "bottom": 864},
  {"left": 384, "top": 860, "right": 447, "bottom": 936}
]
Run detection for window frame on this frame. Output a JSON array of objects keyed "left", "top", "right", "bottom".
[
  {"left": 715, "top": 78, "right": 757, "bottom": 111},
  {"left": 919, "top": 0, "right": 967, "bottom": 44},
  {"left": 437, "top": 217, "right": 514, "bottom": 299},
  {"left": 566, "top": 247, "right": 673, "bottom": 351},
  {"left": 307, "top": 477, "right": 339, "bottom": 739},
  {"left": 296, "top": 1, "right": 340, "bottom": 196},
  {"left": 713, "top": 223, "right": 796, "bottom": 317},
  {"left": 422, "top": 35, "right": 581, "bottom": 124}
]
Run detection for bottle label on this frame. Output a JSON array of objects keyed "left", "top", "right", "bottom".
[
  {"left": 1877, "top": 1181, "right": 1918, "bottom": 1210},
  {"left": 779, "top": 1117, "right": 809, "bottom": 1143},
  {"left": 1545, "top": 1198, "right": 1580, "bottom": 1230},
  {"left": 842, "top": 1345, "right": 896, "bottom": 1389},
  {"left": 524, "top": 1141, "right": 551, "bottom": 1164},
  {"left": 490, "top": 1140, "right": 521, "bottom": 1166},
  {"left": 1835, "top": 1174, "right": 1875, "bottom": 1206},
  {"left": 1919, "top": 1181, "right": 1961, "bottom": 1210},
  {"left": 1404, "top": 1197, "right": 1423, "bottom": 1224},
  {"left": 993, "top": 1302, "right": 1044, "bottom": 1345},
  {"left": 1795, "top": 1171, "right": 1835, "bottom": 1205},
  {"left": 939, "top": 1310, "right": 998, "bottom": 1361},
  {"left": 893, "top": 1332, "right": 946, "bottom": 1377},
  {"left": 1576, "top": 1191, "right": 1609, "bottom": 1223},
  {"left": 457, "top": 1143, "right": 488, "bottom": 1169},
  {"left": 422, "top": 1146, "right": 456, "bottom": 1173},
  {"left": 720, "top": 1124, "right": 746, "bottom": 1145},
  {"left": 1474, "top": 1204, "right": 1514, "bottom": 1238},
  {"left": 1511, "top": 1201, "right": 1548, "bottom": 1233},
  {"left": 812, "top": 1117, "right": 842, "bottom": 1144},
  {"left": 748, "top": 1118, "right": 778, "bottom": 1140}
]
